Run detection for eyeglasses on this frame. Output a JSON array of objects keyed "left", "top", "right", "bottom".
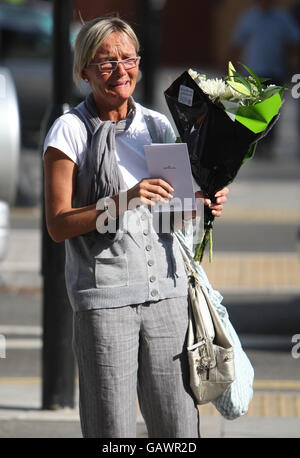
[{"left": 89, "top": 56, "right": 141, "bottom": 73}]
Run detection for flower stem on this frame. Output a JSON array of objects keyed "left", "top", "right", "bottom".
[
  {"left": 209, "top": 228, "right": 213, "bottom": 263},
  {"left": 194, "top": 228, "right": 213, "bottom": 263}
]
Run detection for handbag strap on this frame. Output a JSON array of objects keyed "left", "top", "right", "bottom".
[{"left": 175, "top": 236, "right": 215, "bottom": 341}]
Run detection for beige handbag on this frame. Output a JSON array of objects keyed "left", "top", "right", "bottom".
[
  {"left": 187, "top": 272, "right": 235, "bottom": 404},
  {"left": 177, "top": 234, "right": 235, "bottom": 405}
]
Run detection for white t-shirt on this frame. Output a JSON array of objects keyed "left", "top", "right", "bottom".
[{"left": 43, "top": 101, "right": 176, "bottom": 189}]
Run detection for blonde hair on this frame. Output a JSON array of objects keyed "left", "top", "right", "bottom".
[{"left": 73, "top": 16, "right": 140, "bottom": 89}]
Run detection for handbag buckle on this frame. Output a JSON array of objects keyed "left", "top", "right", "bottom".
[
  {"left": 188, "top": 273, "right": 196, "bottom": 288},
  {"left": 196, "top": 338, "right": 216, "bottom": 372}
]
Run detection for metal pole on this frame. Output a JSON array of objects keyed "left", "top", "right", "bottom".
[
  {"left": 138, "top": 0, "right": 162, "bottom": 107},
  {"left": 41, "top": 0, "right": 75, "bottom": 410}
]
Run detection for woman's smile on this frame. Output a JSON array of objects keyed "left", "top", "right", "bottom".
[{"left": 109, "top": 79, "right": 130, "bottom": 89}]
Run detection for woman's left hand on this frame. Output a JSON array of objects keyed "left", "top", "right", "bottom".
[{"left": 195, "top": 187, "right": 229, "bottom": 217}]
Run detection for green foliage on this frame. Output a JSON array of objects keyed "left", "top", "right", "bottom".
[{"left": 226, "top": 62, "right": 286, "bottom": 104}]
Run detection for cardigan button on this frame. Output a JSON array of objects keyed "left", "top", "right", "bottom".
[
  {"left": 149, "top": 276, "right": 156, "bottom": 283},
  {"left": 147, "top": 259, "right": 154, "bottom": 267},
  {"left": 145, "top": 245, "right": 152, "bottom": 251},
  {"left": 151, "top": 289, "right": 158, "bottom": 297}
]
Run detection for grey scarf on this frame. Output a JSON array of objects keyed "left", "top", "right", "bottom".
[{"left": 71, "top": 92, "right": 134, "bottom": 206}]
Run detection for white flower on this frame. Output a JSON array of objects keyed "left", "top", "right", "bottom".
[
  {"left": 188, "top": 69, "right": 257, "bottom": 103},
  {"left": 199, "top": 78, "right": 226, "bottom": 98},
  {"left": 188, "top": 69, "right": 199, "bottom": 80}
]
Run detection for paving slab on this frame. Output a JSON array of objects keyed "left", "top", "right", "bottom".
[{"left": 202, "top": 252, "right": 300, "bottom": 292}]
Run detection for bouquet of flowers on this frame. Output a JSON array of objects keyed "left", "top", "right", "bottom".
[{"left": 164, "top": 62, "right": 284, "bottom": 262}]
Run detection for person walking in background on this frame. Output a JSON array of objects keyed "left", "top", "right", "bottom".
[
  {"left": 230, "top": 0, "right": 300, "bottom": 157},
  {"left": 290, "top": 0, "right": 300, "bottom": 157},
  {"left": 43, "top": 16, "right": 228, "bottom": 438},
  {"left": 291, "top": 0, "right": 300, "bottom": 39}
]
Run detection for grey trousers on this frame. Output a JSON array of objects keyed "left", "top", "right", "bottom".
[{"left": 72, "top": 296, "right": 200, "bottom": 438}]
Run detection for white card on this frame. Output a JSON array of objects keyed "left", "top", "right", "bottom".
[
  {"left": 178, "top": 84, "right": 194, "bottom": 106},
  {"left": 144, "top": 143, "right": 196, "bottom": 212}
]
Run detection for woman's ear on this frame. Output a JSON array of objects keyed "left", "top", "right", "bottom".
[{"left": 81, "top": 69, "right": 89, "bottom": 82}]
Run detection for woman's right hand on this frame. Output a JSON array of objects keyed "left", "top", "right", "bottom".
[{"left": 127, "top": 178, "right": 174, "bottom": 208}]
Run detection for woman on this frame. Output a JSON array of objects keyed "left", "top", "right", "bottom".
[{"left": 43, "top": 16, "right": 228, "bottom": 438}]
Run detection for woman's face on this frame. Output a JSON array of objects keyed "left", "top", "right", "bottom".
[{"left": 83, "top": 31, "right": 139, "bottom": 114}]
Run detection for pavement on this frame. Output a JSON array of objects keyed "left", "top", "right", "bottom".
[
  {"left": 0, "top": 377, "right": 300, "bottom": 438},
  {"left": 0, "top": 81, "right": 299, "bottom": 439}
]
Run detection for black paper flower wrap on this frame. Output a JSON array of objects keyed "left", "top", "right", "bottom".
[{"left": 164, "top": 71, "right": 280, "bottom": 262}]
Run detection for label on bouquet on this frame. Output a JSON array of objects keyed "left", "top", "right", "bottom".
[
  {"left": 144, "top": 143, "right": 196, "bottom": 212},
  {"left": 178, "top": 85, "right": 194, "bottom": 106}
]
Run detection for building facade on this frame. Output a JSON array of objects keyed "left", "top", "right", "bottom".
[{"left": 73, "top": 0, "right": 297, "bottom": 69}]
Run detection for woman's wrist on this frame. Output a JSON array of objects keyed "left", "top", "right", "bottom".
[{"left": 96, "top": 191, "right": 129, "bottom": 220}]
